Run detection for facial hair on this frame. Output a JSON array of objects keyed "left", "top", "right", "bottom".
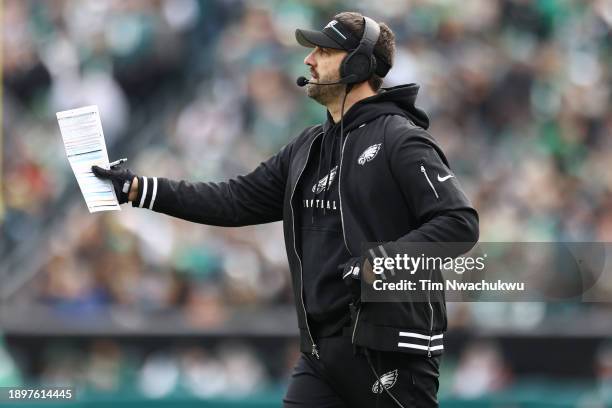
[{"left": 306, "top": 70, "right": 345, "bottom": 106}]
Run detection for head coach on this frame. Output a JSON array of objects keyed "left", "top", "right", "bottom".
[{"left": 93, "top": 11, "right": 479, "bottom": 408}]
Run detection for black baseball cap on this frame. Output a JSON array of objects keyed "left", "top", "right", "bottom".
[
  {"left": 295, "top": 18, "right": 391, "bottom": 77},
  {"left": 296, "top": 19, "right": 361, "bottom": 51}
]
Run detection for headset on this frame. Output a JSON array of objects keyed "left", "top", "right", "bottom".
[
  {"left": 340, "top": 16, "right": 381, "bottom": 85},
  {"left": 296, "top": 16, "right": 388, "bottom": 87}
]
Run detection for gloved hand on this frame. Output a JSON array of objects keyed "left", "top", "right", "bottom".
[
  {"left": 339, "top": 254, "right": 375, "bottom": 307},
  {"left": 340, "top": 254, "right": 375, "bottom": 282},
  {"left": 91, "top": 163, "right": 137, "bottom": 204}
]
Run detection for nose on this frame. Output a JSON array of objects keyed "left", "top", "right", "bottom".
[{"left": 304, "top": 49, "right": 316, "bottom": 67}]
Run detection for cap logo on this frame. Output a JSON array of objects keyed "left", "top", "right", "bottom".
[
  {"left": 324, "top": 20, "right": 338, "bottom": 29},
  {"left": 324, "top": 20, "right": 347, "bottom": 40}
]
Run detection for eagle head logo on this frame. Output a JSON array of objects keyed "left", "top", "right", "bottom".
[
  {"left": 312, "top": 165, "right": 338, "bottom": 194},
  {"left": 371, "top": 369, "right": 399, "bottom": 394},
  {"left": 358, "top": 144, "right": 382, "bottom": 166}
]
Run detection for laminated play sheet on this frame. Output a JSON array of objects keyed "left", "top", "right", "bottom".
[{"left": 56, "top": 105, "right": 120, "bottom": 212}]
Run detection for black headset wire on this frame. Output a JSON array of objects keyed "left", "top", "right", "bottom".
[
  {"left": 321, "top": 129, "right": 334, "bottom": 215},
  {"left": 312, "top": 134, "right": 325, "bottom": 223},
  {"left": 322, "top": 84, "right": 351, "bottom": 215},
  {"left": 334, "top": 82, "right": 407, "bottom": 408},
  {"left": 339, "top": 84, "right": 350, "bottom": 154},
  {"left": 337, "top": 83, "right": 351, "bottom": 182}
]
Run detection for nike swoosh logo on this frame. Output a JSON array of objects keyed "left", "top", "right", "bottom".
[{"left": 437, "top": 174, "right": 454, "bottom": 182}]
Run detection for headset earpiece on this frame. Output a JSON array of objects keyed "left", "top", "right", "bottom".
[
  {"left": 340, "top": 53, "right": 373, "bottom": 81},
  {"left": 339, "top": 16, "right": 380, "bottom": 85}
]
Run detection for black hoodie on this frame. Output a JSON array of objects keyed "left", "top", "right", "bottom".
[
  {"left": 135, "top": 84, "right": 479, "bottom": 358},
  {"left": 298, "top": 119, "right": 352, "bottom": 339},
  {"left": 297, "top": 85, "right": 431, "bottom": 339}
]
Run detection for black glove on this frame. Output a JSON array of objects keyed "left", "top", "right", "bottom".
[
  {"left": 339, "top": 254, "right": 376, "bottom": 281},
  {"left": 339, "top": 255, "right": 368, "bottom": 306},
  {"left": 91, "top": 164, "right": 137, "bottom": 204},
  {"left": 340, "top": 248, "right": 383, "bottom": 301}
]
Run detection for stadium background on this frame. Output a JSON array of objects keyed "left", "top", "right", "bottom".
[{"left": 1, "top": 0, "right": 612, "bottom": 406}]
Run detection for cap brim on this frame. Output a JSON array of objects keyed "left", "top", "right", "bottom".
[{"left": 295, "top": 29, "right": 343, "bottom": 49}]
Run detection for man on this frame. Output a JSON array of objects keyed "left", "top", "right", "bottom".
[{"left": 93, "top": 11, "right": 478, "bottom": 408}]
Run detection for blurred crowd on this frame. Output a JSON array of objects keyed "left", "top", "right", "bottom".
[
  {"left": 2, "top": 335, "right": 612, "bottom": 404},
  {"left": 3, "top": 338, "right": 286, "bottom": 399},
  {"left": 2, "top": 0, "right": 612, "bottom": 401}
]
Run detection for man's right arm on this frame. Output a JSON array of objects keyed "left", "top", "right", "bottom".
[{"left": 125, "top": 143, "right": 292, "bottom": 227}]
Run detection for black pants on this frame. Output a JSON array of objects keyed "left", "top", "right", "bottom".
[{"left": 283, "top": 335, "right": 441, "bottom": 408}]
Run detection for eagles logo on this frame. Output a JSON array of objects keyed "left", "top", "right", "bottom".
[
  {"left": 371, "top": 369, "right": 398, "bottom": 394},
  {"left": 312, "top": 166, "right": 338, "bottom": 194},
  {"left": 358, "top": 144, "right": 382, "bottom": 165}
]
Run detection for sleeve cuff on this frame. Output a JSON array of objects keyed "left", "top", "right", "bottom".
[{"left": 131, "top": 176, "right": 159, "bottom": 210}]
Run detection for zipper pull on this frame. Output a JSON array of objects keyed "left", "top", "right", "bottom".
[
  {"left": 311, "top": 343, "right": 320, "bottom": 360},
  {"left": 420, "top": 164, "right": 439, "bottom": 199},
  {"left": 428, "top": 350, "right": 432, "bottom": 358}
]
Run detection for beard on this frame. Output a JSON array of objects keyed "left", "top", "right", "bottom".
[{"left": 306, "top": 72, "right": 345, "bottom": 106}]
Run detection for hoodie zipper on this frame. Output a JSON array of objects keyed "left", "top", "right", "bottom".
[
  {"left": 291, "top": 132, "right": 323, "bottom": 359},
  {"left": 420, "top": 164, "right": 439, "bottom": 199},
  {"left": 338, "top": 131, "right": 353, "bottom": 255},
  {"left": 340, "top": 130, "right": 364, "bottom": 345}
]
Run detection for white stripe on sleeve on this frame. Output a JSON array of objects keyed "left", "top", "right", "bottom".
[
  {"left": 397, "top": 343, "right": 444, "bottom": 351},
  {"left": 398, "top": 332, "right": 444, "bottom": 341},
  {"left": 148, "top": 177, "right": 158, "bottom": 210},
  {"left": 139, "top": 176, "right": 148, "bottom": 208}
]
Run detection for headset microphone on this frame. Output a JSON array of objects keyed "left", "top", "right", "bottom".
[
  {"left": 296, "top": 75, "right": 357, "bottom": 87},
  {"left": 296, "top": 76, "right": 309, "bottom": 87}
]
